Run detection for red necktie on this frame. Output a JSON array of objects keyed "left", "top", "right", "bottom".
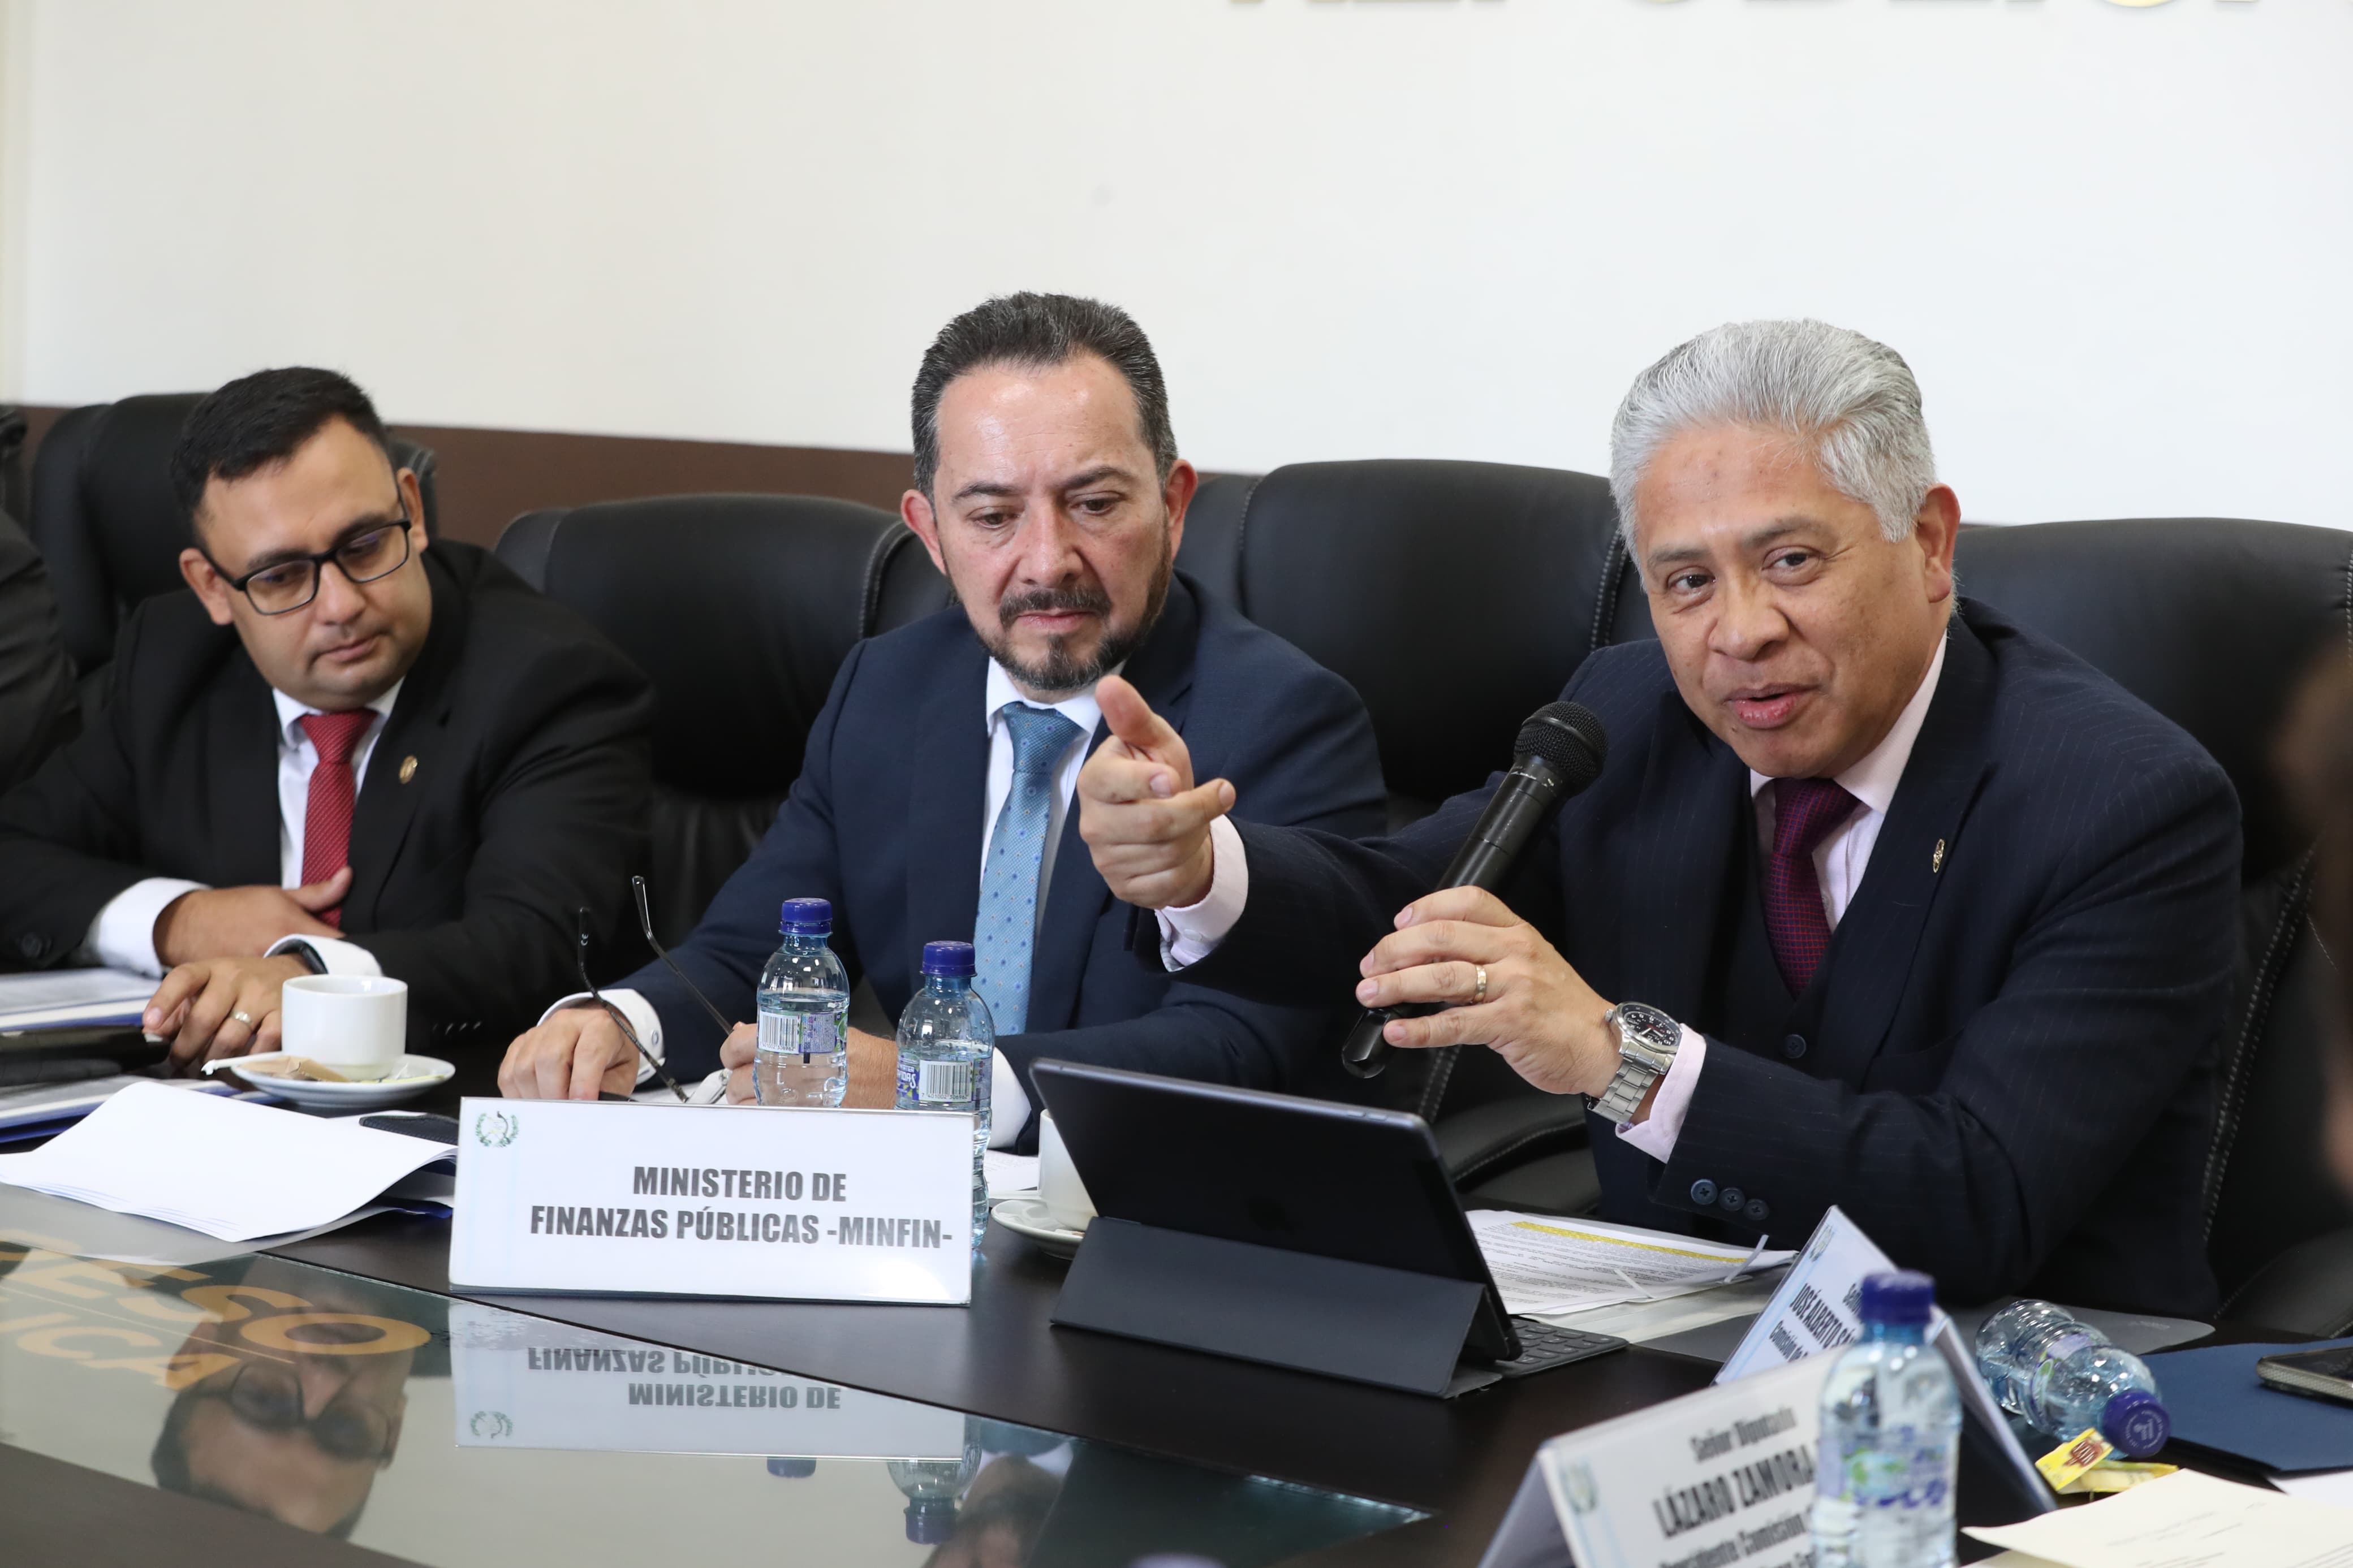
[
  {"left": 1762, "top": 777, "right": 1860, "bottom": 995},
  {"left": 298, "top": 710, "right": 377, "bottom": 927}
]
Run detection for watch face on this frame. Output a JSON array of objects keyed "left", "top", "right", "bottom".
[{"left": 1614, "top": 1003, "right": 1680, "bottom": 1061}]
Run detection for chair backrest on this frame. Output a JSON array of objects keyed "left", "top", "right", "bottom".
[
  {"left": 1199, "top": 460, "right": 1626, "bottom": 827},
  {"left": 28, "top": 393, "right": 440, "bottom": 677},
  {"left": 495, "top": 495, "right": 915, "bottom": 947}
]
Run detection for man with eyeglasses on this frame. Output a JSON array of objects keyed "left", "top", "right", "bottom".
[{"left": 0, "top": 366, "right": 653, "bottom": 1062}]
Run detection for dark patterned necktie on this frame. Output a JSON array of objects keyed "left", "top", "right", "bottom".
[
  {"left": 1762, "top": 776, "right": 1860, "bottom": 995},
  {"left": 298, "top": 709, "right": 376, "bottom": 927}
]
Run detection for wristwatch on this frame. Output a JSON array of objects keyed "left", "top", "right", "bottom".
[{"left": 1589, "top": 1001, "right": 1683, "bottom": 1124}]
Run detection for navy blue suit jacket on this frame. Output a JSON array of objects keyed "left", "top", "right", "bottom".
[
  {"left": 1184, "top": 602, "right": 2238, "bottom": 1314},
  {"left": 630, "top": 573, "right": 1386, "bottom": 1128}
]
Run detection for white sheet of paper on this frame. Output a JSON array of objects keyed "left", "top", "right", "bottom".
[
  {"left": 2276, "top": 1471, "right": 2353, "bottom": 1513},
  {"left": 0, "top": 1080, "right": 446, "bottom": 1241},
  {"left": 0, "top": 964, "right": 157, "bottom": 1027},
  {"left": 984, "top": 1150, "right": 1038, "bottom": 1200},
  {"left": 1468, "top": 1209, "right": 1792, "bottom": 1316},
  {"left": 1967, "top": 1470, "right": 2353, "bottom": 1567}
]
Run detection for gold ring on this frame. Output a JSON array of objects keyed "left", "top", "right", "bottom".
[
  {"left": 230, "top": 1009, "right": 255, "bottom": 1027},
  {"left": 1472, "top": 965, "right": 1489, "bottom": 1005}
]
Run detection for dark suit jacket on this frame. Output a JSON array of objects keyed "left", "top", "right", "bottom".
[
  {"left": 0, "top": 508, "right": 77, "bottom": 792},
  {"left": 630, "top": 573, "right": 1386, "bottom": 1131},
  {"left": 0, "top": 542, "right": 654, "bottom": 1048},
  {"left": 1184, "top": 602, "right": 2239, "bottom": 1314}
]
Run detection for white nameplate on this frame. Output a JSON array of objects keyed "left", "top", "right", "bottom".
[
  {"left": 448, "top": 1097, "right": 976, "bottom": 1304},
  {"left": 1479, "top": 1354, "right": 1834, "bottom": 1568},
  {"left": 1717, "top": 1204, "right": 1891, "bottom": 1382},
  {"left": 449, "top": 1303, "right": 967, "bottom": 1458},
  {"left": 1716, "top": 1204, "right": 2052, "bottom": 1514}
]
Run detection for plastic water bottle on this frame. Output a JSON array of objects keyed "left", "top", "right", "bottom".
[
  {"left": 1973, "top": 1299, "right": 2087, "bottom": 1414},
  {"left": 885, "top": 1447, "right": 976, "bottom": 1545},
  {"left": 895, "top": 940, "right": 994, "bottom": 1260},
  {"left": 1973, "top": 1300, "right": 2171, "bottom": 1457},
  {"left": 1812, "top": 1271, "right": 1960, "bottom": 1568},
  {"left": 754, "top": 899, "right": 849, "bottom": 1107}
]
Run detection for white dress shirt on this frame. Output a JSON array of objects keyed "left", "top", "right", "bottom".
[
  {"left": 84, "top": 682, "right": 403, "bottom": 978},
  {"left": 1161, "top": 637, "right": 1950, "bottom": 1164},
  {"left": 575, "top": 661, "right": 1105, "bottom": 1143}
]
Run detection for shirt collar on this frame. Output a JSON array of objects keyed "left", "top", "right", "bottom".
[
  {"left": 272, "top": 680, "right": 403, "bottom": 747},
  {"left": 1748, "top": 633, "right": 1948, "bottom": 815},
  {"left": 983, "top": 660, "right": 1113, "bottom": 746}
]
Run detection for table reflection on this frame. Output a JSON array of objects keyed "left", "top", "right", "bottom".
[
  {"left": 148, "top": 1256, "right": 430, "bottom": 1536},
  {"left": 0, "top": 1222, "right": 1416, "bottom": 1566}
]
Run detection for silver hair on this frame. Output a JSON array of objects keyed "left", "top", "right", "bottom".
[{"left": 1609, "top": 319, "right": 1937, "bottom": 552}]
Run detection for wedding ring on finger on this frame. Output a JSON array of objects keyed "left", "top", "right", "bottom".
[
  {"left": 230, "top": 1009, "right": 256, "bottom": 1028},
  {"left": 1471, "top": 964, "right": 1489, "bottom": 1005}
]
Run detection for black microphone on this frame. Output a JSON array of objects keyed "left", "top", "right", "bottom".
[{"left": 1339, "top": 701, "right": 1609, "bottom": 1079}]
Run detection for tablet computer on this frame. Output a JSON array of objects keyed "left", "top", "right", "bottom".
[{"left": 1029, "top": 1059, "right": 1531, "bottom": 1367}]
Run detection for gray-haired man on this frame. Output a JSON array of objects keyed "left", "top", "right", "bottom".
[{"left": 1079, "top": 319, "right": 2238, "bottom": 1315}]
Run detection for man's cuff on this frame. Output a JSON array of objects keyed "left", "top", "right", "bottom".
[
  {"left": 541, "top": 987, "right": 664, "bottom": 1086},
  {"left": 1156, "top": 815, "right": 1248, "bottom": 971},
  {"left": 1613, "top": 1026, "right": 1707, "bottom": 1163},
  {"left": 265, "top": 934, "right": 382, "bottom": 978},
  {"left": 989, "top": 1053, "right": 1030, "bottom": 1149},
  {"left": 88, "top": 878, "right": 208, "bottom": 977}
]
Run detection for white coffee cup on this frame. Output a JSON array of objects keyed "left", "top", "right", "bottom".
[
  {"left": 1037, "top": 1111, "right": 1096, "bottom": 1233},
  {"left": 278, "top": 975, "right": 408, "bottom": 1081}
]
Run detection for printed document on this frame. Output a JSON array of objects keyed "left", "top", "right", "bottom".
[
  {"left": 1468, "top": 1209, "right": 1792, "bottom": 1316},
  {"left": 1968, "top": 1470, "right": 2353, "bottom": 1567}
]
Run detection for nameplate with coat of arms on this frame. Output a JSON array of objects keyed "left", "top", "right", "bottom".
[
  {"left": 1477, "top": 1354, "right": 1835, "bottom": 1568},
  {"left": 449, "top": 1097, "right": 976, "bottom": 1304}
]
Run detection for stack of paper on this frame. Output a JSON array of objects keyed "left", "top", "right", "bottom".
[
  {"left": 1468, "top": 1209, "right": 1793, "bottom": 1316},
  {"left": 0, "top": 1079, "right": 449, "bottom": 1241},
  {"left": 0, "top": 966, "right": 157, "bottom": 1029}
]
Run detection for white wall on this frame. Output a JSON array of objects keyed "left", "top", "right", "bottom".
[{"left": 2, "top": 0, "right": 2345, "bottom": 525}]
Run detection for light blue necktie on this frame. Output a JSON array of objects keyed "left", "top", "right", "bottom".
[{"left": 974, "top": 703, "right": 1084, "bottom": 1036}]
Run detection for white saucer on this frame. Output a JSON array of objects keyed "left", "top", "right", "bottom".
[
  {"left": 205, "top": 1054, "right": 455, "bottom": 1109},
  {"left": 990, "top": 1196, "right": 1088, "bottom": 1259}
]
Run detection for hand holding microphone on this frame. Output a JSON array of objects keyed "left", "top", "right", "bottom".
[{"left": 1339, "top": 702, "right": 1609, "bottom": 1079}]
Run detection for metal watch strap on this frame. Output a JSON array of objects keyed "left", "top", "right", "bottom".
[{"left": 1589, "top": 1002, "right": 1679, "bottom": 1125}]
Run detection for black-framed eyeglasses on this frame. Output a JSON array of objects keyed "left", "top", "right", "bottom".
[
  {"left": 211, "top": 1358, "right": 397, "bottom": 1463},
  {"left": 207, "top": 502, "right": 414, "bottom": 615}
]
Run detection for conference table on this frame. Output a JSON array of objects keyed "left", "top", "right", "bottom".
[{"left": 0, "top": 1055, "right": 2282, "bottom": 1568}]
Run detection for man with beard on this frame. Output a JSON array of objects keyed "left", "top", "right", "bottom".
[{"left": 498, "top": 293, "right": 1383, "bottom": 1151}]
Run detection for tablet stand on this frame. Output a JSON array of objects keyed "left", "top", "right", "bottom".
[{"left": 1050, "top": 1216, "right": 1491, "bottom": 1397}]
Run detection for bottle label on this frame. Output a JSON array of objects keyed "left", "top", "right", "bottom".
[
  {"left": 913, "top": 1059, "right": 974, "bottom": 1106},
  {"left": 758, "top": 1009, "right": 841, "bottom": 1057}
]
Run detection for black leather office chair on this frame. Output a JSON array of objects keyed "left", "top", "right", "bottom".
[
  {"left": 1937, "top": 520, "right": 2352, "bottom": 1330},
  {"left": 496, "top": 495, "right": 928, "bottom": 949},
  {"left": 1190, "top": 460, "right": 1628, "bottom": 1195},
  {"left": 27, "top": 393, "right": 441, "bottom": 696}
]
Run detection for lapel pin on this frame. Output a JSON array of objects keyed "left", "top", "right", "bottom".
[
  {"left": 398, "top": 755, "right": 419, "bottom": 785},
  {"left": 1931, "top": 838, "right": 1946, "bottom": 874}
]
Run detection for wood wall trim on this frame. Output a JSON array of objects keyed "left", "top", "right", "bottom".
[{"left": 12, "top": 403, "right": 917, "bottom": 548}]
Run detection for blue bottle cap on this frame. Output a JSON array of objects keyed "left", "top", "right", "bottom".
[
  {"left": 778, "top": 898, "right": 832, "bottom": 936},
  {"left": 905, "top": 1497, "right": 956, "bottom": 1544},
  {"left": 2101, "top": 1389, "right": 2170, "bottom": 1457},
  {"left": 1857, "top": 1270, "right": 1936, "bottom": 1326},
  {"left": 922, "top": 940, "right": 976, "bottom": 978}
]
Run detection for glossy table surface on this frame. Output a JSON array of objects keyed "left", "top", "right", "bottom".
[{"left": 0, "top": 1057, "right": 2279, "bottom": 1566}]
